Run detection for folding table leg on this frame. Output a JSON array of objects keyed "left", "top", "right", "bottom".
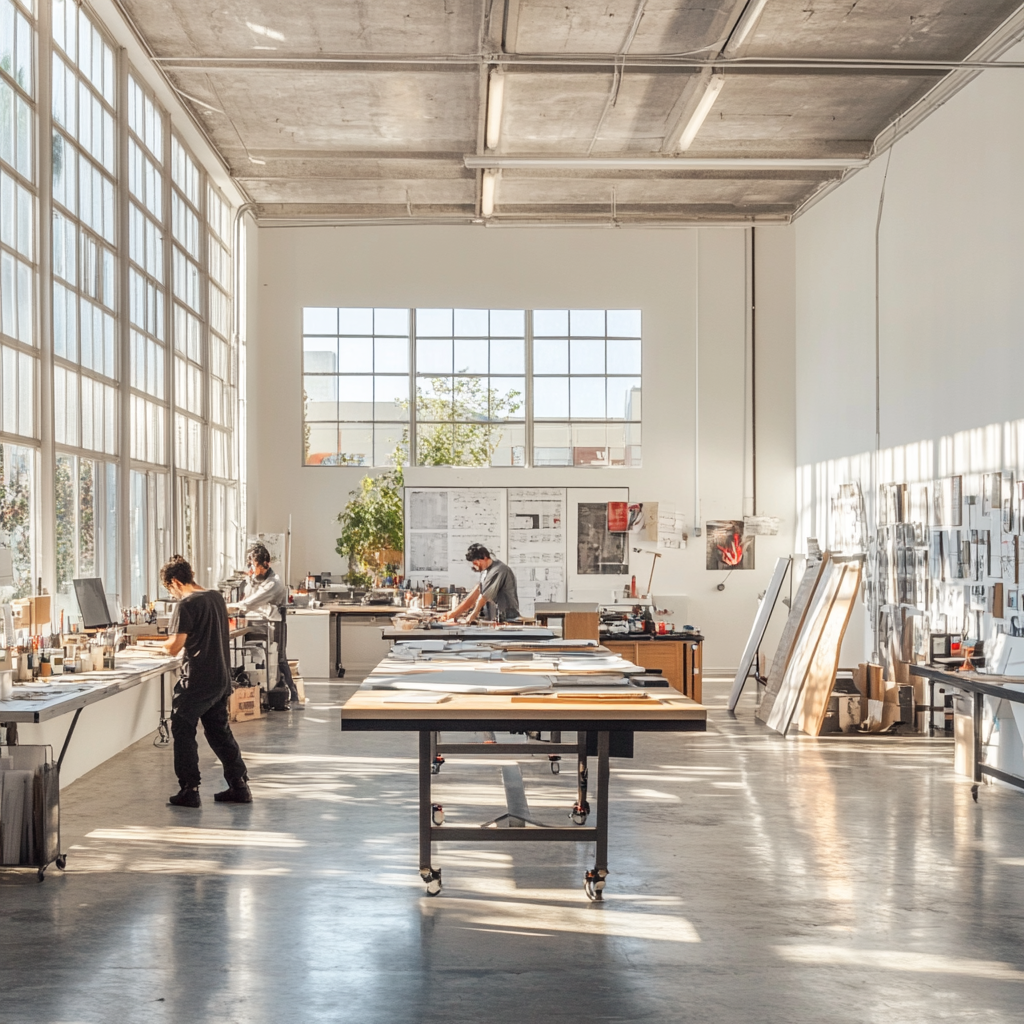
[
  {"left": 585, "top": 730, "right": 611, "bottom": 901},
  {"left": 419, "top": 730, "right": 442, "bottom": 895}
]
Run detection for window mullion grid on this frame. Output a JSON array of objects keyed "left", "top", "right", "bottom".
[
  {"left": 408, "top": 308, "right": 417, "bottom": 467},
  {"left": 525, "top": 310, "right": 534, "bottom": 468},
  {"left": 198, "top": 165, "right": 211, "bottom": 583},
  {"left": 115, "top": 43, "right": 130, "bottom": 606},
  {"left": 161, "top": 113, "right": 175, "bottom": 547}
]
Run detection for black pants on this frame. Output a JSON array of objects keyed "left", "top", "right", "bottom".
[
  {"left": 275, "top": 616, "right": 297, "bottom": 699},
  {"left": 171, "top": 684, "right": 248, "bottom": 790}
]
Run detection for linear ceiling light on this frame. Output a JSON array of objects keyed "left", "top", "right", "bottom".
[
  {"left": 465, "top": 155, "right": 868, "bottom": 171},
  {"left": 481, "top": 169, "right": 499, "bottom": 217},
  {"left": 485, "top": 68, "right": 505, "bottom": 150},
  {"left": 678, "top": 73, "right": 725, "bottom": 151},
  {"left": 722, "top": 0, "right": 770, "bottom": 58}
]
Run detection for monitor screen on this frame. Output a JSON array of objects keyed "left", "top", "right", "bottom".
[{"left": 74, "top": 578, "right": 116, "bottom": 629}]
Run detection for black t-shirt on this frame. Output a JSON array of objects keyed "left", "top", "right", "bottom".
[{"left": 170, "top": 589, "right": 232, "bottom": 701}]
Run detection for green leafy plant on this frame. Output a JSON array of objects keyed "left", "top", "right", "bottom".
[
  {"left": 336, "top": 467, "right": 404, "bottom": 581},
  {"left": 410, "top": 376, "right": 522, "bottom": 467}
]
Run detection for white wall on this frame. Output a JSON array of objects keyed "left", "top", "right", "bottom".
[
  {"left": 795, "top": 43, "right": 1024, "bottom": 661},
  {"left": 250, "top": 224, "right": 796, "bottom": 671}
]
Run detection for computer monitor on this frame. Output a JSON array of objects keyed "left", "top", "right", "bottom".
[{"left": 73, "top": 578, "right": 116, "bottom": 630}]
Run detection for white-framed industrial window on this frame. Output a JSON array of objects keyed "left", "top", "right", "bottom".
[{"left": 300, "top": 307, "right": 641, "bottom": 468}]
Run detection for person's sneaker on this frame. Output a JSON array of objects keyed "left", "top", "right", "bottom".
[
  {"left": 168, "top": 787, "right": 201, "bottom": 808},
  {"left": 214, "top": 779, "right": 252, "bottom": 803},
  {"left": 290, "top": 696, "right": 304, "bottom": 708}
]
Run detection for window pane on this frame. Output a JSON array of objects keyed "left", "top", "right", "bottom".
[
  {"left": 303, "top": 337, "right": 338, "bottom": 373},
  {"left": 338, "top": 425, "right": 372, "bottom": 465},
  {"left": 416, "top": 376, "right": 454, "bottom": 419},
  {"left": 607, "top": 377, "right": 641, "bottom": 420},
  {"left": 570, "top": 376, "right": 606, "bottom": 418},
  {"left": 373, "top": 375, "right": 408, "bottom": 420},
  {"left": 454, "top": 338, "right": 488, "bottom": 374},
  {"left": 374, "top": 336, "right": 407, "bottom": 373},
  {"left": 338, "top": 375, "right": 373, "bottom": 408},
  {"left": 489, "top": 309, "right": 524, "bottom": 337},
  {"left": 374, "top": 423, "right": 408, "bottom": 467},
  {"left": 533, "top": 338, "right": 567, "bottom": 374},
  {"left": 570, "top": 338, "right": 604, "bottom": 374},
  {"left": 337, "top": 307, "right": 373, "bottom": 335},
  {"left": 303, "top": 307, "right": 336, "bottom": 334},
  {"left": 607, "top": 309, "right": 641, "bottom": 337},
  {"left": 490, "top": 377, "right": 525, "bottom": 421},
  {"left": 416, "top": 308, "right": 452, "bottom": 337},
  {"left": 534, "top": 311, "right": 569, "bottom": 337},
  {"left": 305, "top": 424, "right": 340, "bottom": 465},
  {"left": 570, "top": 309, "right": 605, "bottom": 336},
  {"left": 490, "top": 338, "right": 524, "bottom": 374},
  {"left": 338, "top": 337, "right": 373, "bottom": 373},
  {"left": 533, "top": 422, "right": 571, "bottom": 466},
  {"left": 533, "top": 377, "right": 568, "bottom": 419},
  {"left": 368, "top": 308, "right": 405, "bottom": 336},
  {"left": 607, "top": 338, "right": 641, "bottom": 374},
  {"left": 417, "top": 338, "right": 452, "bottom": 374},
  {"left": 454, "top": 308, "right": 488, "bottom": 337}
]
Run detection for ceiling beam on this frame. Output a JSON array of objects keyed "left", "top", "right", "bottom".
[{"left": 465, "top": 156, "right": 868, "bottom": 171}]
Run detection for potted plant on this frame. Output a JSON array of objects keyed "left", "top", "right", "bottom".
[{"left": 336, "top": 467, "right": 404, "bottom": 587}]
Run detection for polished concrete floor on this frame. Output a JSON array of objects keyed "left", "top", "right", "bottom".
[{"left": 3, "top": 676, "right": 1024, "bottom": 1023}]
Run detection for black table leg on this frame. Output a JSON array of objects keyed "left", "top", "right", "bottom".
[
  {"left": 585, "top": 730, "right": 611, "bottom": 901},
  {"left": 419, "top": 730, "right": 442, "bottom": 894},
  {"left": 571, "top": 731, "right": 589, "bottom": 823},
  {"left": 57, "top": 707, "right": 83, "bottom": 772},
  {"left": 972, "top": 690, "right": 984, "bottom": 802}
]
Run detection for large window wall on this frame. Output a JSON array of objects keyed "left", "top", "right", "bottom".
[{"left": 0, "top": 0, "right": 244, "bottom": 616}]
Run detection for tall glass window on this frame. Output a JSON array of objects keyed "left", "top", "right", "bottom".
[{"left": 0, "top": 442, "right": 36, "bottom": 597}]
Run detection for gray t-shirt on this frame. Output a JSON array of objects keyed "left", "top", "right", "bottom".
[{"left": 478, "top": 558, "right": 520, "bottom": 621}]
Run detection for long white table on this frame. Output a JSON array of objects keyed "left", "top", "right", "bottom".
[{"left": 0, "top": 652, "right": 181, "bottom": 786}]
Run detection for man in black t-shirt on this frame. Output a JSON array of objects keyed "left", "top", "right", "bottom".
[{"left": 161, "top": 556, "right": 251, "bottom": 808}]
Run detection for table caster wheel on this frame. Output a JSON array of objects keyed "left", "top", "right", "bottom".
[
  {"left": 549, "top": 757, "right": 561, "bottom": 775},
  {"left": 421, "top": 868, "right": 442, "bottom": 896},
  {"left": 971, "top": 784, "right": 980, "bottom": 803},
  {"left": 37, "top": 867, "right": 46, "bottom": 882},
  {"left": 584, "top": 869, "right": 606, "bottom": 902},
  {"left": 55, "top": 855, "right": 67, "bottom": 870},
  {"left": 431, "top": 755, "right": 445, "bottom": 775},
  {"left": 569, "top": 810, "right": 587, "bottom": 825},
  {"left": 431, "top": 804, "right": 445, "bottom": 826}
]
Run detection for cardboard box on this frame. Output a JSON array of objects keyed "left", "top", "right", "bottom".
[
  {"left": 11, "top": 595, "right": 52, "bottom": 631},
  {"left": 229, "top": 685, "right": 262, "bottom": 723}
]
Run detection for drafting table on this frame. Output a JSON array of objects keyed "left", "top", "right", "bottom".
[
  {"left": 381, "top": 624, "right": 556, "bottom": 642},
  {"left": 341, "top": 653, "right": 706, "bottom": 900}
]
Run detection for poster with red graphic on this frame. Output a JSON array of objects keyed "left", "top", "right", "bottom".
[
  {"left": 706, "top": 520, "right": 755, "bottom": 570},
  {"left": 607, "top": 501, "right": 629, "bottom": 533}
]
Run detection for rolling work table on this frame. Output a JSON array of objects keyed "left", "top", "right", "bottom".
[{"left": 341, "top": 642, "right": 707, "bottom": 900}]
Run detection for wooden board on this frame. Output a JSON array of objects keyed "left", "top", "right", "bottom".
[
  {"left": 793, "top": 564, "right": 862, "bottom": 736},
  {"left": 728, "top": 556, "right": 791, "bottom": 711},
  {"left": 756, "top": 555, "right": 830, "bottom": 725},
  {"left": 764, "top": 559, "right": 845, "bottom": 735}
]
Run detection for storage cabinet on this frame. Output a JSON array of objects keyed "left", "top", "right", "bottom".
[{"left": 603, "top": 638, "right": 702, "bottom": 702}]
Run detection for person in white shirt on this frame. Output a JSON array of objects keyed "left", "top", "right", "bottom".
[{"left": 228, "top": 543, "right": 299, "bottom": 705}]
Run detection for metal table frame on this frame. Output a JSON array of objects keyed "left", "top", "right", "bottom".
[
  {"left": 911, "top": 665, "right": 1024, "bottom": 800},
  {"left": 343, "top": 712, "right": 704, "bottom": 900}
]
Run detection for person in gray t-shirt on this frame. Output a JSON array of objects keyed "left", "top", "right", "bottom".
[{"left": 444, "top": 544, "right": 521, "bottom": 623}]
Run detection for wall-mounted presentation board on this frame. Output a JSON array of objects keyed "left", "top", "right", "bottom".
[{"left": 403, "top": 487, "right": 631, "bottom": 608}]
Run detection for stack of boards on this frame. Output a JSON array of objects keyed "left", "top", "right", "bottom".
[
  {"left": 0, "top": 746, "right": 59, "bottom": 867},
  {"left": 756, "top": 553, "right": 862, "bottom": 737}
]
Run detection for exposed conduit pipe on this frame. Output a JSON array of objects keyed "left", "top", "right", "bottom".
[{"left": 694, "top": 230, "right": 702, "bottom": 538}]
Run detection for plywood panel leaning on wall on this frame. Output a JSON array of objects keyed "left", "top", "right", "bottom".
[
  {"left": 756, "top": 555, "right": 830, "bottom": 726},
  {"left": 792, "top": 563, "right": 862, "bottom": 736}
]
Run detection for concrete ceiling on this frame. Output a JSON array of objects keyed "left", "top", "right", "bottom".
[{"left": 116, "top": 0, "right": 1024, "bottom": 224}]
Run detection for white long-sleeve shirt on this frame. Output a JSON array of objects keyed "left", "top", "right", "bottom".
[{"left": 235, "top": 567, "right": 287, "bottom": 621}]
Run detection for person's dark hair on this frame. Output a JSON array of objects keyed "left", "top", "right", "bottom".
[
  {"left": 247, "top": 542, "right": 272, "bottom": 567},
  {"left": 465, "top": 543, "right": 491, "bottom": 562},
  {"left": 160, "top": 555, "right": 195, "bottom": 588}
]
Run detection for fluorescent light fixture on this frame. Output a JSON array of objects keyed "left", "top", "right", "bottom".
[
  {"left": 481, "top": 169, "right": 498, "bottom": 217},
  {"left": 465, "top": 155, "right": 868, "bottom": 171},
  {"left": 485, "top": 69, "right": 505, "bottom": 150},
  {"left": 678, "top": 74, "right": 724, "bottom": 151},
  {"left": 722, "top": 0, "right": 770, "bottom": 57}
]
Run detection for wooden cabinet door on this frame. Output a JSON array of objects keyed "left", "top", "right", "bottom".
[
  {"left": 603, "top": 641, "right": 638, "bottom": 665},
  {"left": 634, "top": 642, "right": 683, "bottom": 691}
]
